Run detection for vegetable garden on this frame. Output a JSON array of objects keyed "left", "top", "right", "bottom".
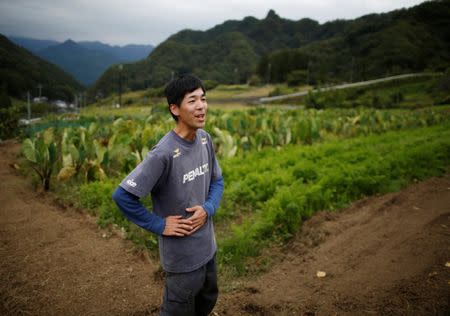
[{"left": 21, "top": 103, "right": 450, "bottom": 274}]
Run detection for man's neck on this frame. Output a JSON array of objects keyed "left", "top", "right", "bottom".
[{"left": 173, "top": 124, "right": 197, "bottom": 141}]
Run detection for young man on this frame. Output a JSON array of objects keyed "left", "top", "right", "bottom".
[{"left": 112, "top": 74, "right": 224, "bottom": 316}]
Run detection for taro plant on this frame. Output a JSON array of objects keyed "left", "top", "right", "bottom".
[
  {"left": 129, "top": 124, "right": 152, "bottom": 164},
  {"left": 212, "top": 127, "right": 237, "bottom": 158},
  {"left": 57, "top": 123, "right": 109, "bottom": 182},
  {"left": 22, "top": 128, "right": 58, "bottom": 191}
]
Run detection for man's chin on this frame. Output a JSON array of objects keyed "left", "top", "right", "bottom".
[{"left": 196, "top": 121, "right": 206, "bottom": 128}]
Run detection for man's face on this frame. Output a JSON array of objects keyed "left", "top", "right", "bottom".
[{"left": 171, "top": 87, "right": 207, "bottom": 130}]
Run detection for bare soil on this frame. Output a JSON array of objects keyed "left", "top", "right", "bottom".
[{"left": 1, "top": 141, "right": 449, "bottom": 315}]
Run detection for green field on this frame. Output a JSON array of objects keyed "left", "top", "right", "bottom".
[
  {"left": 217, "top": 121, "right": 450, "bottom": 272},
  {"left": 18, "top": 75, "right": 450, "bottom": 276}
]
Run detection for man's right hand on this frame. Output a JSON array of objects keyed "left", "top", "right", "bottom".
[{"left": 162, "top": 215, "right": 193, "bottom": 237}]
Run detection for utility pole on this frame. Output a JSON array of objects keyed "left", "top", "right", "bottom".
[
  {"left": 307, "top": 60, "right": 311, "bottom": 85},
  {"left": 350, "top": 57, "right": 355, "bottom": 83},
  {"left": 27, "top": 91, "right": 31, "bottom": 120},
  {"left": 119, "top": 64, "right": 123, "bottom": 107},
  {"left": 37, "top": 84, "right": 42, "bottom": 98},
  {"left": 266, "top": 63, "right": 271, "bottom": 83}
]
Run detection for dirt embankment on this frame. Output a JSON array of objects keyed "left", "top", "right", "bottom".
[
  {"left": 217, "top": 175, "right": 450, "bottom": 315},
  {"left": 1, "top": 141, "right": 449, "bottom": 315}
]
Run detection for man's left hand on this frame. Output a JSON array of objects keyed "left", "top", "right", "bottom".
[{"left": 185, "top": 205, "right": 207, "bottom": 235}]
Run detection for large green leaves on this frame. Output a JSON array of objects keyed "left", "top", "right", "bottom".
[
  {"left": 213, "top": 127, "right": 237, "bottom": 158},
  {"left": 22, "top": 138, "right": 37, "bottom": 163},
  {"left": 22, "top": 130, "right": 58, "bottom": 191},
  {"left": 22, "top": 106, "right": 449, "bottom": 189}
]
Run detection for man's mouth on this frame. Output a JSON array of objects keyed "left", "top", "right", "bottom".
[{"left": 195, "top": 114, "right": 206, "bottom": 120}]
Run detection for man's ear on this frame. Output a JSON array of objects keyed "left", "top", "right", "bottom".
[{"left": 169, "top": 104, "right": 180, "bottom": 117}]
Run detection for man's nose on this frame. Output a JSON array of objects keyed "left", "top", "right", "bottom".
[{"left": 196, "top": 100, "right": 206, "bottom": 109}]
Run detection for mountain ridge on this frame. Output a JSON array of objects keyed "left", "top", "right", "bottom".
[
  {"left": 7, "top": 36, "right": 154, "bottom": 86},
  {"left": 0, "top": 34, "right": 82, "bottom": 103},
  {"left": 37, "top": 40, "right": 120, "bottom": 86},
  {"left": 90, "top": 1, "right": 450, "bottom": 98}
]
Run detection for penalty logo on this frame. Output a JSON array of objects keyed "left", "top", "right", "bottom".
[{"left": 183, "top": 163, "right": 209, "bottom": 184}]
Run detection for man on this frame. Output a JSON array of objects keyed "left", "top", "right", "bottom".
[{"left": 112, "top": 74, "right": 224, "bottom": 316}]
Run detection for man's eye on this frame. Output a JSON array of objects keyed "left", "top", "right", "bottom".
[{"left": 202, "top": 98, "right": 207, "bottom": 102}]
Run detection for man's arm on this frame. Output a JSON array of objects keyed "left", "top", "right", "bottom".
[
  {"left": 185, "top": 176, "right": 225, "bottom": 233},
  {"left": 112, "top": 187, "right": 193, "bottom": 236},
  {"left": 203, "top": 176, "right": 224, "bottom": 217}
]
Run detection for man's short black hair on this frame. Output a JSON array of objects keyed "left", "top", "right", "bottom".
[{"left": 164, "top": 74, "right": 206, "bottom": 121}]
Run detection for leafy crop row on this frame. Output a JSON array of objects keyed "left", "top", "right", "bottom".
[
  {"left": 217, "top": 122, "right": 450, "bottom": 272},
  {"left": 21, "top": 107, "right": 449, "bottom": 191}
]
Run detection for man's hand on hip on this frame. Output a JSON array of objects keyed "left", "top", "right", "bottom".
[
  {"left": 185, "top": 205, "right": 207, "bottom": 235},
  {"left": 162, "top": 215, "right": 193, "bottom": 237}
]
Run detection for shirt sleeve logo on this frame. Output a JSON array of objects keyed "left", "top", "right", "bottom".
[
  {"left": 201, "top": 137, "right": 208, "bottom": 145},
  {"left": 126, "top": 179, "right": 137, "bottom": 187},
  {"left": 173, "top": 148, "right": 181, "bottom": 158}
]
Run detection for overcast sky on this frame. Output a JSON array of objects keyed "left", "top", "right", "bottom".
[{"left": 0, "top": 0, "right": 427, "bottom": 46}]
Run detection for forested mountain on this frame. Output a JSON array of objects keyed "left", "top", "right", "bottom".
[
  {"left": 8, "top": 36, "right": 154, "bottom": 86},
  {"left": 7, "top": 36, "right": 59, "bottom": 53},
  {"left": 0, "top": 34, "right": 82, "bottom": 102},
  {"left": 257, "top": 1, "right": 450, "bottom": 84},
  {"left": 77, "top": 41, "right": 154, "bottom": 62},
  {"left": 37, "top": 40, "right": 120, "bottom": 86},
  {"left": 91, "top": 0, "right": 450, "bottom": 98}
]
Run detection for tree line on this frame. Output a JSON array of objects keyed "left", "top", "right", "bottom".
[{"left": 89, "top": 0, "right": 450, "bottom": 100}]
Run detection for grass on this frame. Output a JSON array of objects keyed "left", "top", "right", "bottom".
[
  {"left": 263, "top": 74, "right": 442, "bottom": 108},
  {"left": 83, "top": 74, "right": 440, "bottom": 116},
  {"left": 81, "top": 104, "right": 153, "bottom": 117},
  {"left": 89, "top": 90, "right": 159, "bottom": 107},
  {"left": 83, "top": 84, "right": 274, "bottom": 116},
  {"left": 206, "top": 84, "right": 275, "bottom": 100}
]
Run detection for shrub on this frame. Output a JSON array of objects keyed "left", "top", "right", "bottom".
[
  {"left": 432, "top": 74, "right": 450, "bottom": 105},
  {"left": 0, "top": 105, "right": 22, "bottom": 140},
  {"left": 247, "top": 75, "right": 262, "bottom": 86},
  {"left": 286, "top": 70, "right": 308, "bottom": 86},
  {"left": 0, "top": 88, "right": 22, "bottom": 140},
  {"left": 146, "top": 86, "right": 165, "bottom": 98},
  {"left": 203, "top": 80, "right": 219, "bottom": 90}
]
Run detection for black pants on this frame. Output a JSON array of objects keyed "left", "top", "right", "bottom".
[{"left": 160, "top": 255, "right": 218, "bottom": 316}]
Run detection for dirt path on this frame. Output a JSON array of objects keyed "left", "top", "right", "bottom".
[
  {"left": 1, "top": 140, "right": 449, "bottom": 315},
  {"left": 0, "top": 142, "right": 163, "bottom": 315}
]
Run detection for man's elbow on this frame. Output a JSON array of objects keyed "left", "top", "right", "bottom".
[
  {"left": 112, "top": 186, "right": 124, "bottom": 205},
  {"left": 217, "top": 177, "right": 224, "bottom": 191}
]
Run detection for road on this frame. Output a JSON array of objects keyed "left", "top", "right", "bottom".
[{"left": 259, "top": 73, "right": 435, "bottom": 103}]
